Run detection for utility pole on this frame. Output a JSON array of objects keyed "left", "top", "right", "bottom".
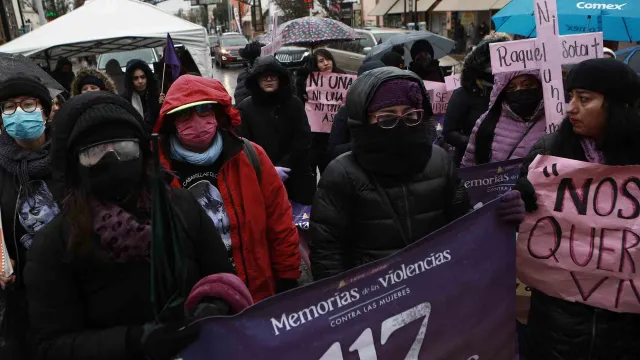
[
  {"left": 403, "top": 0, "right": 406, "bottom": 27},
  {"left": 34, "top": 0, "right": 46, "bottom": 25}
]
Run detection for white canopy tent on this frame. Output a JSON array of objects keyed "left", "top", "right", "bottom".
[{"left": 0, "top": 0, "right": 213, "bottom": 78}]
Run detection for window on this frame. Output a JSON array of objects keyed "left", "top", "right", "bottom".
[
  {"left": 98, "top": 48, "right": 157, "bottom": 70},
  {"left": 358, "top": 34, "right": 375, "bottom": 53},
  {"left": 221, "top": 37, "right": 248, "bottom": 47},
  {"left": 327, "top": 41, "right": 344, "bottom": 50}
]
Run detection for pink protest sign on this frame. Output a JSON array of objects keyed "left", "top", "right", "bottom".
[
  {"left": 304, "top": 72, "right": 356, "bottom": 133},
  {"left": 423, "top": 81, "right": 450, "bottom": 115},
  {"left": 444, "top": 74, "right": 461, "bottom": 92},
  {"left": 517, "top": 155, "right": 640, "bottom": 314},
  {"left": 489, "top": 0, "right": 603, "bottom": 135},
  {"left": 261, "top": 13, "right": 281, "bottom": 56}
]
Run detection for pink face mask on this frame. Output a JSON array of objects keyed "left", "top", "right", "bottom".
[{"left": 175, "top": 111, "right": 218, "bottom": 152}]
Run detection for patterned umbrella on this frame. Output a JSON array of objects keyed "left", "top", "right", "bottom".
[{"left": 275, "top": 16, "right": 364, "bottom": 47}]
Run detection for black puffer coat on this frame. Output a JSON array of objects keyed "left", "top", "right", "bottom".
[
  {"left": 236, "top": 56, "right": 314, "bottom": 204},
  {"left": 520, "top": 119, "right": 640, "bottom": 360},
  {"left": 233, "top": 68, "right": 251, "bottom": 105},
  {"left": 309, "top": 68, "right": 470, "bottom": 280}
]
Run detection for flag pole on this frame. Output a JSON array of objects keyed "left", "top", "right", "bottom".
[{"left": 161, "top": 58, "right": 167, "bottom": 94}]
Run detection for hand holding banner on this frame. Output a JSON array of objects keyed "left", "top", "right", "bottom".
[
  {"left": 182, "top": 201, "right": 516, "bottom": 359},
  {"left": 518, "top": 155, "right": 640, "bottom": 314}
]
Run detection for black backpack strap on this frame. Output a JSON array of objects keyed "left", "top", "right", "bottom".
[{"left": 241, "top": 138, "right": 261, "bottom": 183}]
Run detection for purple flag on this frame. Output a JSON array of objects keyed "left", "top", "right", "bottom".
[
  {"left": 164, "top": 34, "right": 181, "bottom": 82},
  {"left": 458, "top": 158, "right": 523, "bottom": 210},
  {"left": 181, "top": 199, "right": 516, "bottom": 359}
]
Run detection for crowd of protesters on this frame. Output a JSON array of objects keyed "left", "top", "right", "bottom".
[{"left": 0, "top": 30, "right": 639, "bottom": 360}]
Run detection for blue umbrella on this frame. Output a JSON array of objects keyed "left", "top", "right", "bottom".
[
  {"left": 616, "top": 45, "right": 640, "bottom": 72},
  {"left": 493, "top": 0, "right": 640, "bottom": 41}
]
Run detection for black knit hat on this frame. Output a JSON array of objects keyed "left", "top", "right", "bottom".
[
  {"left": 50, "top": 91, "right": 145, "bottom": 188},
  {"left": 0, "top": 74, "right": 53, "bottom": 116},
  {"left": 566, "top": 58, "right": 640, "bottom": 106},
  {"left": 79, "top": 75, "right": 106, "bottom": 91}
]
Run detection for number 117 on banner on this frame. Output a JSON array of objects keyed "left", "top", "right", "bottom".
[{"left": 317, "top": 303, "right": 481, "bottom": 360}]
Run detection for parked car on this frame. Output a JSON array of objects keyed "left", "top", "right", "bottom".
[
  {"left": 275, "top": 46, "right": 311, "bottom": 69},
  {"left": 97, "top": 48, "right": 160, "bottom": 73},
  {"left": 326, "top": 28, "right": 409, "bottom": 73},
  {"left": 213, "top": 35, "right": 249, "bottom": 68}
]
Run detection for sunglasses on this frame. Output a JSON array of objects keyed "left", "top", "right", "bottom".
[{"left": 173, "top": 104, "right": 216, "bottom": 122}]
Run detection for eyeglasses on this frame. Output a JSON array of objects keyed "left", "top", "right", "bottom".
[
  {"left": 174, "top": 104, "right": 215, "bottom": 122},
  {"left": 373, "top": 109, "right": 424, "bottom": 129},
  {"left": 78, "top": 139, "right": 140, "bottom": 167},
  {"left": 1, "top": 99, "right": 40, "bottom": 115},
  {"left": 259, "top": 74, "right": 278, "bottom": 81}
]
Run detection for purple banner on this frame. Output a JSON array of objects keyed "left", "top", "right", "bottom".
[
  {"left": 182, "top": 200, "right": 516, "bottom": 360},
  {"left": 458, "top": 159, "right": 523, "bottom": 210},
  {"left": 291, "top": 201, "right": 311, "bottom": 230}
]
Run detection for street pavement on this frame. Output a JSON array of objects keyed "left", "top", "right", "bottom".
[{"left": 211, "top": 64, "right": 244, "bottom": 103}]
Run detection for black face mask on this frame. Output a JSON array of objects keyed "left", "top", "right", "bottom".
[
  {"left": 79, "top": 152, "right": 144, "bottom": 202},
  {"left": 504, "top": 88, "right": 543, "bottom": 120},
  {"left": 351, "top": 122, "right": 432, "bottom": 178}
]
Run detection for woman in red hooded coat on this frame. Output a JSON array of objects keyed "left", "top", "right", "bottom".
[{"left": 154, "top": 75, "right": 301, "bottom": 302}]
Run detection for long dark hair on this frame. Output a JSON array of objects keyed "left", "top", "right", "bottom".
[
  {"left": 599, "top": 98, "right": 640, "bottom": 165},
  {"left": 62, "top": 156, "right": 153, "bottom": 254},
  {"left": 311, "top": 49, "right": 344, "bottom": 73}
]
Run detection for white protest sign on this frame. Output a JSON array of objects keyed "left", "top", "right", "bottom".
[
  {"left": 444, "top": 74, "right": 461, "bottom": 92},
  {"left": 489, "top": 0, "right": 603, "bottom": 134},
  {"left": 261, "top": 12, "right": 282, "bottom": 56},
  {"left": 0, "top": 207, "right": 13, "bottom": 277}
]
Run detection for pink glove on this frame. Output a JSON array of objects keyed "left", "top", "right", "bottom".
[{"left": 498, "top": 190, "right": 526, "bottom": 225}]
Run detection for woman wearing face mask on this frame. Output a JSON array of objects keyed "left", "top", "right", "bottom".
[
  {"left": 444, "top": 33, "right": 511, "bottom": 166},
  {"left": 408, "top": 40, "right": 445, "bottom": 83},
  {"left": 24, "top": 91, "right": 240, "bottom": 360},
  {"left": 237, "top": 55, "right": 314, "bottom": 204},
  {"left": 310, "top": 67, "right": 474, "bottom": 280},
  {"left": 507, "top": 59, "right": 640, "bottom": 360},
  {"left": 70, "top": 67, "right": 118, "bottom": 96},
  {"left": 460, "top": 70, "right": 546, "bottom": 167},
  {"left": 155, "top": 75, "right": 302, "bottom": 302},
  {"left": 0, "top": 75, "right": 58, "bottom": 360}
]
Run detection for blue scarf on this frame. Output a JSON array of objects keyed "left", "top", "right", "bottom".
[{"left": 170, "top": 133, "right": 223, "bottom": 166}]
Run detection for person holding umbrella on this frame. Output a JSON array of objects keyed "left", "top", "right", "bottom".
[
  {"left": 24, "top": 91, "right": 241, "bottom": 360},
  {"left": 508, "top": 58, "right": 640, "bottom": 360},
  {"left": 409, "top": 40, "right": 445, "bottom": 83}
]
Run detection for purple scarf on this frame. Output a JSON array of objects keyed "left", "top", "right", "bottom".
[
  {"left": 92, "top": 197, "right": 151, "bottom": 262},
  {"left": 580, "top": 138, "right": 606, "bottom": 164}
]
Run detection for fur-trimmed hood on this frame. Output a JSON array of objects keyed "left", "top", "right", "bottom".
[
  {"left": 71, "top": 67, "right": 118, "bottom": 96},
  {"left": 461, "top": 33, "right": 512, "bottom": 92}
]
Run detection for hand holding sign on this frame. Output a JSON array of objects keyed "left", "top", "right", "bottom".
[
  {"left": 518, "top": 155, "right": 640, "bottom": 314},
  {"left": 489, "top": 0, "right": 603, "bottom": 134}
]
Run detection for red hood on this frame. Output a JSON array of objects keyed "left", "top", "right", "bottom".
[
  {"left": 154, "top": 75, "right": 240, "bottom": 134},
  {"left": 154, "top": 75, "right": 241, "bottom": 188}
]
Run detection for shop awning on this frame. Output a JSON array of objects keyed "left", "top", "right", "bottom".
[
  {"left": 490, "top": 0, "right": 511, "bottom": 9},
  {"left": 387, "top": 0, "right": 437, "bottom": 14},
  {"left": 369, "top": 0, "right": 399, "bottom": 16},
  {"left": 433, "top": 0, "right": 507, "bottom": 11}
]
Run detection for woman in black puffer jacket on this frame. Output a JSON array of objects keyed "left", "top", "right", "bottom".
[
  {"left": 515, "top": 59, "right": 640, "bottom": 360},
  {"left": 309, "top": 67, "right": 471, "bottom": 280},
  {"left": 234, "top": 41, "right": 262, "bottom": 105}
]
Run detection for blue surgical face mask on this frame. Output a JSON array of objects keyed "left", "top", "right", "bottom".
[{"left": 2, "top": 108, "right": 45, "bottom": 141}]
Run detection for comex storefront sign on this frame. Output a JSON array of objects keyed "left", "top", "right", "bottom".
[{"left": 576, "top": 2, "right": 627, "bottom": 10}]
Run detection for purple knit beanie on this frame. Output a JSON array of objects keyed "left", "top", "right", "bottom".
[{"left": 367, "top": 79, "right": 423, "bottom": 113}]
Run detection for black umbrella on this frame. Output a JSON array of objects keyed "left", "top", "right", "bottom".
[{"left": 0, "top": 53, "right": 65, "bottom": 98}]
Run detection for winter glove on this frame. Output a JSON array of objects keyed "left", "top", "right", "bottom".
[
  {"left": 513, "top": 177, "right": 538, "bottom": 212},
  {"left": 133, "top": 320, "right": 201, "bottom": 360},
  {"left": 275, "top": 167, "right": 291, "bottom": 182},
  {"left": 498, "top": 190, "right": 526, "bottom": 225},
  {"left": 190, "top": 298, "right": 231, "bottom": 318},
  {"left": 276, "top": 278, "right": 299, "bottom": 294}
]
